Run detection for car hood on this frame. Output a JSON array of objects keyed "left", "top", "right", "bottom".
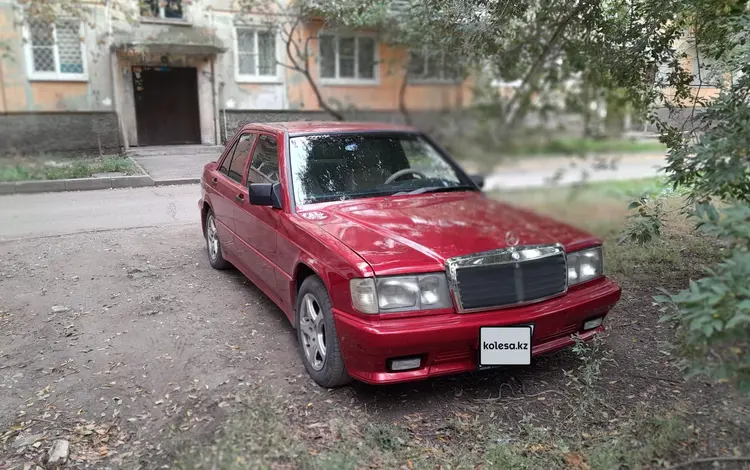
[{"left": 299, "top": 192, "right": 600, "bottom": 276}]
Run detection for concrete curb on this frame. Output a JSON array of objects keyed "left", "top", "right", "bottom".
[
  {"left": 127, "top": 156, "right": 150, "bottom": 176},
  {"left": 0, "top": 175, "right": 203, "bottom": 195},
  {"left": 154, "top": 178, "right": 201, "bottom": 186},
  {"left": 0, "top": 175, "right": 156, "bottom": 195}
]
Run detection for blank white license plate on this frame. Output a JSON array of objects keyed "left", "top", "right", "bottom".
[{"left": 479, "top": 326, "right": 533, "bottom": 366}]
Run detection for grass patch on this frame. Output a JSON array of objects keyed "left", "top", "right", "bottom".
[
  {"left": 485, "top": 414, "right": 687, "bottom": 470},
  {"left": 171, "top": 388, "right": 691, "bottom": 470},
  {"left": 511, "top": 136, "right": 665, "bottom": 156},
  {"left": 492, "top": 177, "right": 722, "bottom": 277},
  {"left": 487, "top": 136, "right": 666, "bottom": 159},
  {"left": 174, "top": 393, "right": 302, "bottom": 470},
  {"left": 492, "top": 177, "right": 667, "bottom": 237},
  {"left": 461, "top": 137, "right": 666, "bottom": 170},
  {"left": 0, "top": 155, "right": 135, "bottom": 182}
]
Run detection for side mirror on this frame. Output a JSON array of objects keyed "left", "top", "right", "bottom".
[
  {"left": 470, "top": 174, "right": 485, "bottom": 190},
  {"left": 248, "top": 182, "right": 283, "bottom": 210}
]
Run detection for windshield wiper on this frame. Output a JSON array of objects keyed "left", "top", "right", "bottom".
[{"left": 395, "top": 185, "right": 475, "bottom": 196}]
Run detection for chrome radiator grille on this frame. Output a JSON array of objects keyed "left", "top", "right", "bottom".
[{"left": 445, "top": 245, "right": 567, "bottom": 312}]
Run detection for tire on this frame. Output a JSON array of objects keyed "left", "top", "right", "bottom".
[
  {"left": 296, "top": 276, "right": 351, "bottom": 388},
  {"left": 204, "top": 209, "right": 230, "bottom": 270}
]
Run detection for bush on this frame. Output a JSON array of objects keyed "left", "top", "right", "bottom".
[
  {"left": 653, "top": 29, "right": 750, "bottom": 394},
  {"left": 619, "top": 196, "right": 666, "bottom": 245},
  {"left": 654, "top": 203, "right": 750, "bottom": 394}
]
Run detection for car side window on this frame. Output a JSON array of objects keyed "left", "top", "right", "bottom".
[
  {"left": 227, "top": 134, "right": 257, "bottom": 183},
  {"left": 247, "top": 134, "right": 280, "bottom": 184},
  {"left": 219, "top": 139, "right": 240, "bottom": 176}
]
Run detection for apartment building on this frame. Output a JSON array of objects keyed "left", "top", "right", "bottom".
[{"left": 0, "top": 0, "right": 472, "bottom": 153}]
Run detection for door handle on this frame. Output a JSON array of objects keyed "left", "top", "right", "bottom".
[
  {"left": 235, "top": 193, "right": 245, "bottom": 203},
  {"left": 211, "top": 177, "right": 218, "bottom": 185}
]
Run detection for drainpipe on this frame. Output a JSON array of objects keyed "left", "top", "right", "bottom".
[
  {"left": 105, "top": 0, "right": 128, "bottom": 151},
  {"left": 209, "top": 8, "right": 221, "bottom": 147},
  {"left": 0, "top": 60, "right": 7, "bottom": 113},
  {"left": 211, "top": 56, "right": 220, "bottom": 146},
  {"left": 219, "top": 81, "right": 227, "bottom": 142},
  {"left": 111, "top": 51, "right": 128, "bottom": 151}
]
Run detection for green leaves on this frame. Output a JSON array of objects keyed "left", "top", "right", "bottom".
[
  {"left": 652, "top": 5, "right": 750, "bottom": 396},
  {"left": 620, "top": 196, "right": 666, "bottom": 245},
  {"left": 655, "top": 203, "right": 750, "bottom": 395}
]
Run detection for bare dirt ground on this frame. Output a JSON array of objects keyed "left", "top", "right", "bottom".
[
  {"left": 0, "top": 226, "right": 301, "bottom": 468},
  {"left": 1, "top": 213, "right": 749, "bottom": 469}
]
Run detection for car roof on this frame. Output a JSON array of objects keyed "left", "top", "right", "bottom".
[{"left": 238, "top": 121, "right": 420, "bottom": 136}]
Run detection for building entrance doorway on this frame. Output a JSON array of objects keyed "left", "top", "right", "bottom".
[{"left": 133, "top": 66, "right": 201, "bottom": 146}]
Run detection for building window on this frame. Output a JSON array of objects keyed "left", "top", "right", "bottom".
[
  {"left": 408, "top": 50, "right": 462, "bottom": 83},
  {"left": 141, "top": 0, "right": 183, "bottom": 19},
  {"left": 691, "top": 49, "right": 722, "bottom": 87},
  {"left": 235, "top": 28, "right": 277, "bottom": 81},
  {"left": 25, "top": 19, "right": 86, "bottom": 80},
  {"left": 318, "top": 33, "right": 377, "bottom": 83}
]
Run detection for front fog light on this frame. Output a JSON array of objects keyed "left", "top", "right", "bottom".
[
  {"left": 388, "top": 356, "right": 422, "bottom": 371},
  {"left": 583, "top": 317, "right": 604, "bottom": 330}
]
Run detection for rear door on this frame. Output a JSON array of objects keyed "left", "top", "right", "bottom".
[
  {"left": 233, "top": 133, "right": 283, "bottom": 300},
  {"left": 210, "top": 133, "right": 257, "bottom": 259}
]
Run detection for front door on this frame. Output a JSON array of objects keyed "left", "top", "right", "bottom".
[
  {"left": 133, "top": 66, "right": 201, "bottom": 146},
  {"left": 233, "top": 133, "right": 282, "bottom": 299}
]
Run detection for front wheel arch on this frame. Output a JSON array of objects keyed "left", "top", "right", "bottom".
[{"left": 292, "top": 261, "right": 327, "bottom": 328}]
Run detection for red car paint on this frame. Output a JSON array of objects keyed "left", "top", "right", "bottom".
[{"left": 199, "top": 122, "right": 622, "bottom": 385}]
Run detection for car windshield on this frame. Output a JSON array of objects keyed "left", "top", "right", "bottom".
[{"left": 289, "top": 133, "right": 473, "bottom": 205}]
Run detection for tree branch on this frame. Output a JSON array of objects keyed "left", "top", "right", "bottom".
[
  {"left": 398, "top": 60, "right": 413, "bottom": 126},
  {"left": 284, "top": 15, "right": 303, "bottom": 71},
  {"left": 503, "top": 1, "right": 588, "bottom": 129},
  {"left": 683, "top": 33, "right": 704, "bottom": 136},
  {"left": 279, "top": 14, "right": 344, "bottom": 120}
]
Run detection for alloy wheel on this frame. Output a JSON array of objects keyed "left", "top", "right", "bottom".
[{"left": 299, "top": 293, "right": 327, "bottom": 371}]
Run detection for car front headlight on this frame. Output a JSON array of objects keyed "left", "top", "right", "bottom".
[
  {"left": 350, "top": 274, "right": 453, "bottom": 314},
  {"left": 566, "top": 246, "right": 604, "bottom": 286}
]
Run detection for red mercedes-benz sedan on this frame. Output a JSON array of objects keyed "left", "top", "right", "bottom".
[{"left": 198, "top": 121, "right": 622, "bottom": 387}]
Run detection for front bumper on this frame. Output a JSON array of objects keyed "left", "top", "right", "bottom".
[{"left": 334, "top": 276, "right": 621, "bottom": 384}]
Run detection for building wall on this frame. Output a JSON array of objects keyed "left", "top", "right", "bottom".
[
  {"left": 0, "top": 112, "right": 121, "bottom": 154},
  {"left": 0, "top": 1, "right": 122, "bottom": 153},
  {"left": 284, "top": 21, "right": 472, "bottom": 112},
  {"left": 0, "top": 1, "right": 115, "bottom": 113},
  {"left": 0, "top": 0, "right": 474, "bottom": 153},
  {"left": 212, "top": 10, "right": 288, "bottom": 111},
  {"left": 669, "top": 34, "right": 723, "bottom": 104}
]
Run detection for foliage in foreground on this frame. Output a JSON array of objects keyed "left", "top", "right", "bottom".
[
  {"left": 649, "top": 15, "right": 750, "bottom": 395},
  {"left": 656, "top": 204, "right": 750, "bottom": 394}
]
